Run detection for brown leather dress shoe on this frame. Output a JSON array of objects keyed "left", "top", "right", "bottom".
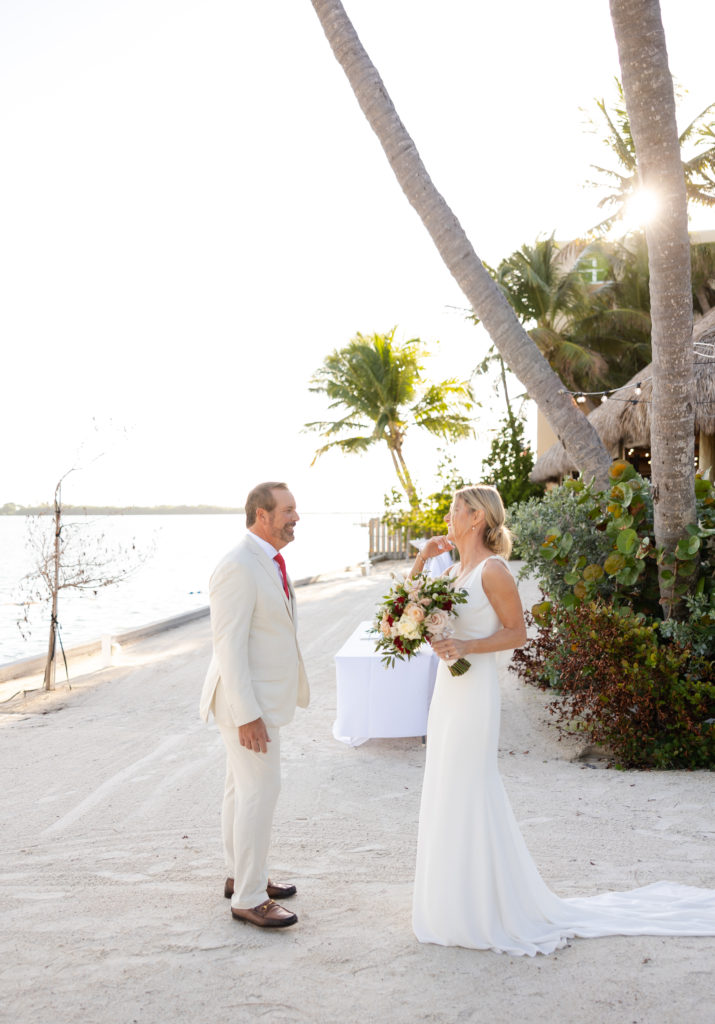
[
  {"left": 231, "top": 899, "right": 297, "bottom": 928},
  {"left": 224, "top": 877, "right": 297, "bottom": 900}
]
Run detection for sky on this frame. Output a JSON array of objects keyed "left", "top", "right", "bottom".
[{"left": 2, "top": 0, "right": 713, "bottom": 514}]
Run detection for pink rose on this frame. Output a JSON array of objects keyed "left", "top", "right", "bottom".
[
  {"left": 425, "top": 609, "right": 449, "bottom": 637},
  {"left": 403, "top": 602, "right": 425, "bottom": 623},
  {"left": 380, "top": 612, "right": 392, "bottom": 637}
]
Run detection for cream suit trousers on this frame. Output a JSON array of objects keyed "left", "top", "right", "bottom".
[{"left": 218, "top": 721, "right": 282, "bottom": 910}]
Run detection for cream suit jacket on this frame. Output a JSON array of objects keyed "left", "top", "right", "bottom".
[{"left": 199, "top": 536, "right": 310, "bottom": 728}]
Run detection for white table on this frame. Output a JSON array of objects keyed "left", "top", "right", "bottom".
[{"left": 333, "top": 620, "right": 439, "bottom": 746}]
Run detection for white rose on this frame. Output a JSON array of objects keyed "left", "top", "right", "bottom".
[{"left": 397, "top": 615, "right": 422, "bottom": 640}]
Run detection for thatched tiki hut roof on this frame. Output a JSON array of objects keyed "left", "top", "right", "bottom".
[{"left": 530, "top": 308, "right": 715, "bottom": 484}]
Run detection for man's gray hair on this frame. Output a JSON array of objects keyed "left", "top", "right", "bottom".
[{"left": 245, "top": 481, "right": 289, "bottom": 527}]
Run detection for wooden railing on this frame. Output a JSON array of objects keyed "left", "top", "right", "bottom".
[{"left": 368, "top": 518, "right": 412, "bottom": 560}]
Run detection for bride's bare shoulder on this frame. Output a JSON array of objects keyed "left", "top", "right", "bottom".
[{"left": 481, "top": 556, "right": 514, "bottom": 586}]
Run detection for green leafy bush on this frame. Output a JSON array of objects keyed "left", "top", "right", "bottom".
[
  {"left": 480, "top": 416, "right": 544, "bottom": 508},
  {"left": 510, "top": 464, "right": 715, "bottom": 769},
  {"left": 507, "top": 476, "right": 614, "bottom": 589},
  {"left": 512, "top": 601, "right": 715, "bottom": 769},
  {"left": 511, "top": 462, "right": 715, "bottom": 645}
]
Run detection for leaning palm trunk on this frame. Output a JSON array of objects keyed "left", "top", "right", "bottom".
[
  {"left": 309, "top": 0, "right": 611, "bottom": 488},
  {"left": 610, "top": 0, "right": 696, "bottom": 612}
]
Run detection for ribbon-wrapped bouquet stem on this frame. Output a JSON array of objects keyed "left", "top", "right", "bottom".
[{"left": 372, "top": 571, "right": 470, "bottom": 676}]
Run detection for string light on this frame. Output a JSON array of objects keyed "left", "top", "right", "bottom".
[
  {"left": 558, "top": 376, "right": 653, "bottom": 400},
  {"left": 557, "top": 369, "right": 714, "bottom": 408}
]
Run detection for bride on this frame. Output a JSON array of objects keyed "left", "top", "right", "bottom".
[{"left": 410, "top": 484, "right": 715, "bottom": 956}]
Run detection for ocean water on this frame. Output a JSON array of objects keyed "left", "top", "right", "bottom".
[{"left": 0, "top": 512, "right": 374, "bottom": 664}]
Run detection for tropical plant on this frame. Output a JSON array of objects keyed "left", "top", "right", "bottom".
[
  {"left": 382, "top": 451, "right": 467, "bottom": 538},
  {"left": 513, "top": 600, "right": 715, "bottom": 769},
  {"left": 586, "top": 77, "right": 715, "bottom": 233},
  {"left": 508, "top": 478, "right": 617, "bottom": 602},
  {"left": 510, "top": 463, "right": 715, "bottom": 768},
  {"left": 490, "top": 236, "right": 611, "bottom": 392},
  {"left": 304, "top": 329, "right": 474, "bottom": 504},
  {"left": 489, "top": 234, "right": 655, "bottom": 394},
  {"left": 481, "top": 416, "right": 543, "bottom": 510},
  {"left": 512, "top": 461, "right": 715, "bottom": 628},
  {"left": 576, "top": 234, "right": 653, "bottom": 388},
  {"left": 309, "top": 0, "right": 613, "bottom": 489}
]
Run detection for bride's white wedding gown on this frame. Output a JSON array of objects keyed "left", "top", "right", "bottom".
[{"left": 412, "top": 556, "right": 715, "bottom": 956}]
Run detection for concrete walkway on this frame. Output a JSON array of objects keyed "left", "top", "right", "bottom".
[{"left": 0, "top": 562, "right": 713, "bottom": 1024}]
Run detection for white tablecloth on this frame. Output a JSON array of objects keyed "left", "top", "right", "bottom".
[{"left": 333, "top": 620, "right": 439, "bottom": 746}]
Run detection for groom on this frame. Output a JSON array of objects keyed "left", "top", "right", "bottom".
[{"left": 200, "top": 481, "right": 310, "bottom": 928}]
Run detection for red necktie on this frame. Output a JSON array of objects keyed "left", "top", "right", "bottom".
[{"left": 273, "top": 553, "right": 290, "bottom": 599}]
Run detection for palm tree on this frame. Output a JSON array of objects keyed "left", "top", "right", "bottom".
[
  {"left": 490, "top": 234, "right": 655, "bottom": 394},
  {"left": 574, "top": 236, "right": 653, "bottom": 389},
  {"left": 610, "top": 0, "right": 696, "bottom": 611},
  {"left": 491, "top": 236, "right": 611, "bottom": 392},
  {"left": 304, "top": 329, "right": 474, "bottom": 504},
  {"left": 308, "top": 0, "right": 612, "bottom": 489},
  {"left": 586, "top": 77, "right": 715, "bottom": 233}
]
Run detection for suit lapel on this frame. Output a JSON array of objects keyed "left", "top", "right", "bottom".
[{"left": 246, "top": 539, "right": 295, "bottom": 618}]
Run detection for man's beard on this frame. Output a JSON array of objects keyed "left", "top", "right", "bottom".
[{"left": 279, "top": 524, "right": 295, "bottom": 544}]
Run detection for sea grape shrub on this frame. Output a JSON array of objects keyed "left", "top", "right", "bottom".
[
  {"left": 515, "top": 601, "right": 715, "bottom": 770},
  {"left": 509, "top": 463, "right": 715, "bottom": 769},
  {"left": 507, "top": 479, "right": 614, "bottom": 602},
  {"left": 511, "top": 462, "right": 715, "bottom": 653}
]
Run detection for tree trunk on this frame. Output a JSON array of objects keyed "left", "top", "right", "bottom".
[
  {"left": 388, "top": 440, "right": 418, "bottom": 505},
  {"left": 695, "top": 287, "right": 711, "bottom": 316},
  {"left": 309, "top": 0, "right": 612, "bottom": 489},
  {"left": 610, "top": 0, "right": 696, "bottom": 612},
  {"left": 43, "top": 485, "right": 62, "bottom": 690}
]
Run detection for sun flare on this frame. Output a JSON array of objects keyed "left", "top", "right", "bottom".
[{"left": 621, "top": 186, "right": 660, "bottom": 231}]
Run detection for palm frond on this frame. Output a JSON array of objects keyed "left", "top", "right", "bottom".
[{"left": 309, "top": 434, "right": 377, "bottom": 465}]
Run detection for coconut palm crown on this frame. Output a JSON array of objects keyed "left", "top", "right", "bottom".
[
  {"left": 586, "top": 77, "right": 715, "bottom": 232},
  {"left": 304, "top": 328, "right": 474, "bottom": 504}
]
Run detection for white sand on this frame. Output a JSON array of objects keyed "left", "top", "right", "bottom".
[{"left": 1, "top": 562, "right": 713, "bottom": 1024}]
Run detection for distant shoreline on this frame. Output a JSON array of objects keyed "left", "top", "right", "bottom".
[{"left": 0, "top": 504, "right": 245, "bottom": 516}]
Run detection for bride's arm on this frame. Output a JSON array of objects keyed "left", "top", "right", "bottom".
[
  {"left": 408, "top": 534, "right": 455, "bottom": 578},
  {"left": 435, "top": 559, "right": 526, "bottom": 660}
]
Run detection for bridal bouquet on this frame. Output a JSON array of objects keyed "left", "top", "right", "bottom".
[{"left": 372, "top": 571, "right": 471, "bottom": 676}]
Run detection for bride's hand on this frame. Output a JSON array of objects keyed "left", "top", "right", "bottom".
[
  {"left": 431, "top": 637, "right": 467, "bottom": 662},
  {"left": 420, "top": 535, "right": 454, "bottom": 561}
]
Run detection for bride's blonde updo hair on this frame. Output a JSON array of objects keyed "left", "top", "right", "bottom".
[{"left": 455, "top": 484, "right": 513, "bottom": 558}]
